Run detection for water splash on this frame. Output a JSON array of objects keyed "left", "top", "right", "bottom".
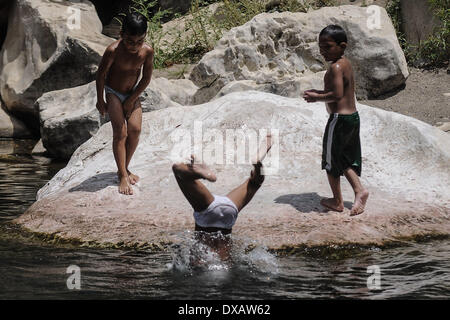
[{"left": 166, "top": 230, "right": 279, "bottom": 276}]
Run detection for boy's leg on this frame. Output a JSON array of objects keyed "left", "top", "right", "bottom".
[
  {"left": 172, "top": 156, "right": 216, "bottom": 212},
  {"left": 321, "top": 173, "right": 344, "bottom": 212},
  {"left": 343, "top": 167, "right": 369, "bottom": 216},
  {"left": 125, "top": 99, "right": 142, "bottom": 184},
  {"left": 226, "top": 134, "right": 272, "bottom": 212},
  {"left": 226, "top": 162, "right": 264, "bottom": 212},
  {"left": 106, "top": 93, "right": 133, "bottom": 195}
]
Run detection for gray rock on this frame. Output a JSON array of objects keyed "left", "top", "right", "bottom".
[
  {"left": 14, "top": 91, "right": 450, "bottom": 249},
  {"left": 150, "top": 77, "right": 198, "bottom": 105},
  {"left": 31, "top": 138, "right": 46, "bottom": 155},
  {"left": 0, "top": 98, "right": 32, "bottom": 138},
  {"left": 0, "top": 0, "right": 114, "bottom": 125},
  {"left": 190, "top": 5, "right": 409, "bottom": 103}
]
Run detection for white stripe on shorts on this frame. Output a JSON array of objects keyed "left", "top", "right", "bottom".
[{"left": 325, "top": 113, "right": 339, "bottom": 171}]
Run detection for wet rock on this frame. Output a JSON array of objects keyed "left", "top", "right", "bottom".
[
  {"left": 14, "top": 91, "right": 450, "bottom": 249},
  {"left": 190, "top": 5, "right": 409, "bottom": 103}
]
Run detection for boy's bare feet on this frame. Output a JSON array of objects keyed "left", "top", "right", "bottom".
[
  {"left": 117, "top": 170, "right": 139, "bottom": 185},
  {"left": 188, "top": 155, "right": 217, "bottom": 182},
  {"left": 118, "top": 175, "right": 133, "bottom": 195},
  {"left": 320, "top": 198, "right": 344, "bottom": 212},
  {"left": 253, "top": 134, "right": 273, "bottom": 164},
  {"left": 250, "top": 134, "right": 273, "bottom": 185},
  {"left": 350, "top": 189, "right": 369, "bottom": 216},
  {"left": 127, "top": 170, "right": 140, "bottom": 185}
]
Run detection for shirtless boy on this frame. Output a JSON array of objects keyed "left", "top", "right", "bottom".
[
  {"left": 303, "top": 25, "right": 369, "bottom": 216},
  {"left": 96, "top": 12, "right": 154, "bottom": 195}
]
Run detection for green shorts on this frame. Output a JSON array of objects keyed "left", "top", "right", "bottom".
[{"left": 322, "top": 112, "right": 362, "bottom": 178}]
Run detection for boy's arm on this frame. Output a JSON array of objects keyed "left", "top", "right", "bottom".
[
  {"left": 125, "top": 47, "right": 154, "bottom": 105},
  {"left": 304, "top": 64, "right": 344, "bottom": 103},
  {"left": 96, "top": 46, "right": 115, "bottom": 114}
]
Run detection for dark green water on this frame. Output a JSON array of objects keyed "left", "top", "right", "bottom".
[{"left": 0, "top": 139, "right": 449, "bottom": 299}]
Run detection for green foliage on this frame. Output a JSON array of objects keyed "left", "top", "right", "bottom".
[{"left": 386, "top": 0, "right": 449, "bottom": 68}]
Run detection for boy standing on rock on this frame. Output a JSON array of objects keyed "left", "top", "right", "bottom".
[
  {"left": 96, "top": 12, "right": 154, "bottom": 195},
  {"left": 303, "top": 25, "right": 369, "bottom": 216}
]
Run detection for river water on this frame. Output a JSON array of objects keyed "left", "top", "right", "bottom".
[{"left": 0, "top": 139, "right": 449, "bottom": 299}]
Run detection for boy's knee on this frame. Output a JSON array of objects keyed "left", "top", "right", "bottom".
[
  {"left": 113, "top": 131, "right": 127, "bottom": 141},
  {"left": 127, "top": 127, "right": 141, "bottom": 137}
]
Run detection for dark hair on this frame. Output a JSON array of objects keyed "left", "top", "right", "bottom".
[
  {"left": 319, "top": 25, "right": 347, "bottom": 44},
  {"left": 122, "top": 12, "right": 148, "bottom": 36}
]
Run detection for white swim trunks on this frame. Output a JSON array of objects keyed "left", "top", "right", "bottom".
[{"left": 193, "top": 195, "right": 239, "bottom": 230}]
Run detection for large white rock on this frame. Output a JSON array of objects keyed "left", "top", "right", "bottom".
[
  {"left": 0, "top": 0, "right": 114, "bottom": 122},
  {"left": 14, "top": 91, "right": 450, "bottom": 249},
  {"left": 38, "top": 80, "right": 180, "bottom": 159},
  {"left": 190, "top": 5, "right": 409, "bottom": 103}
]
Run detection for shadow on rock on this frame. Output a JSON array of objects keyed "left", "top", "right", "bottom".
[
  {"left": 274, "top": 192, "right": 353, "bottom": 213},
  {"left": 69, "top": 172, "right": 117, "bottom": 193}
]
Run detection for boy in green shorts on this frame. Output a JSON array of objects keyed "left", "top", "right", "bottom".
[{"left": 303, "top": 25, "right": 369, "bottom": 216}]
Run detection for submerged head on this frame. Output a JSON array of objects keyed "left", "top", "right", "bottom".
[
  {"left": 120, "top": 12, "right": 148, "bottom": 53},
  {"left": 319, "top": 25, "right": 348, "bottom": 62}
]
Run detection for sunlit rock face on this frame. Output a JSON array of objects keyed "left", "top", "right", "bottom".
[{"left": 190, "top": 5, "right": 409, "bottom": 103}]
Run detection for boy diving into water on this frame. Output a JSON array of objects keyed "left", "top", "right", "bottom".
[
  {"left": 96, "top": 12, "right": 154, "bottom": 195},
  {"left": 172, "top": 135, "right": 273, "bottom": 233},
  {"left": 303, "top": 25, "right": 369, "bottom": 216},
  {"left": 172, "top": 135, "right": 272, "bottom": 261}
]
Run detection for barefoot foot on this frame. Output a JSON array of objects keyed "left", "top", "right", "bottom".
[
  {"left": 249, "top": 134, "right": 273, "bottom": 186},
  {"left": 188, "top": 155, "right": 217, "bottom": 182},
  {"left": 118, "top": 175, "right": 133, "bottom": 195},
  {"left": 350, "top": 189, "right": 369, "bottom": 216},
  {"left": 320, "top": 198, "right": 344, "bottom": 212},
  {"left": 127, "top": 170, "right": 140, "bottom": 185}
]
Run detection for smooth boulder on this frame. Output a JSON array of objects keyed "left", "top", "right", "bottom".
[{"left": 14, "top": 91, "right": 450, "bottom": 250}]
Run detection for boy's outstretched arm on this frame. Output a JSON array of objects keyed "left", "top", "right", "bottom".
[
  {"left": 303, "top": 64, "right": 344, "bottom": 103},
  {"left": 123, "top": 47, "right": 154, "bottom": 118},
  {"left": 96, "top": 46, "right": 115, "bottom": 115}
]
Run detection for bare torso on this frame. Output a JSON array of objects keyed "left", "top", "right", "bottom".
[
  {"left": 105, "top": 40, "right": 150, "bottom": 94},
  {"left": 324, "top": 57, "right": 357, "bottom": 114}
]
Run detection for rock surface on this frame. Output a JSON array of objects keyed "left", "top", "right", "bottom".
[
  {"left": 0, "top": 99, "right": 32, "bottom": 138},
  {"left": 0, "top": 0, "right": 114, "bottom": 129},
  {"left": 150, "top": 77, "right": 198, "bottom": 105},
  {"left": 14, "top": 91, "right": 450, "bottom": 250},
  {"left": 190, "top": 5, "right": 409, "bottom": 103},
  {"left": 38, "top": 80, "right": 180, "bottom": 159}
]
